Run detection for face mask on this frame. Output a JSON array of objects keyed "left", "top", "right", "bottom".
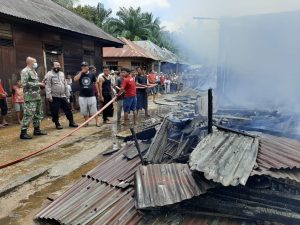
[
  {"left": 53, "top": 68, "right": 60, "bottom": 73},
  {"left": 33, "top": 63, "right": 38, "bottom": 69}
]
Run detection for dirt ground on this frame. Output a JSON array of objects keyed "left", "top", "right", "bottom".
[{"left": 0, "top": 97, "right": 167, "bottom": 225}]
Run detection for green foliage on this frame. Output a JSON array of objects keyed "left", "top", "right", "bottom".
[
  {"left": 73, "top": 3, "right": 112, "bottom": 28},
  {"left": 53, "top": 0, "right": 78, "bottom": 8},
  {"left": 54, "top": 0, "right": 177, "bottom": 53},
  {"left": 108, "top": 7, "right": 151, "bottom": 40}
]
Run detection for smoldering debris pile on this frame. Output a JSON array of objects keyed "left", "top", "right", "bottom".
[
  {"left": 215, "top": 108, "right": 300, "bottom": 140},
  {"left": 36, "top": 94, "right": 300, "bottom": 225}
]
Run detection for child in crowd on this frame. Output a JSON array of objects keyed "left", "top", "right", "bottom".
[
  {"left": 0, "top": 78, "right": 8, "bottom": 127},
  {"left": 12, "top": 79, "right": 24, "bottom": 124}
]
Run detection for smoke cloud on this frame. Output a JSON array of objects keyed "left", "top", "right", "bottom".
[{"left": 174, "top": 4, "right": 300, "bottom": 113}]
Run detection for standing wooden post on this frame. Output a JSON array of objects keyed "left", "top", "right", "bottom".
[
  {"left": 208, "top": 88, "right": 213, "bottom": 134},
  {"left": 130, "top": 127, "right": 145, "bottom": 165}
]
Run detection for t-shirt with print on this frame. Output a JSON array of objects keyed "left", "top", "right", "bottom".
[
  {"left": 122, "top": 76, "right": 136, "bottom": 97},
  {"left": 79, "top": 72, "right": 96, "bottom": 97}
]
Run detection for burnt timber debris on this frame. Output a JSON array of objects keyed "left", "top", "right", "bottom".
[{"left": 36, "top": 90, "right": 300, "bottom": 225}]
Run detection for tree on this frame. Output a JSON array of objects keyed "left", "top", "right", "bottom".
[
  {"left": 109, "top": 7, "right": 151, "bottom": 40},
  {"left": 53, "top": 0, "right": 78, "bottom": 8},
  {"left": 109, "top": 7, "right": 177, "bottom": 52},
  {"left": 54, "top": 1, "right": 178, "bottom": 53},
  {"left": 72, "top": 3, "right": 112, "bottom": 28},
  {"left": 96, "top": 3, "right": 112, "bottom": 28}
]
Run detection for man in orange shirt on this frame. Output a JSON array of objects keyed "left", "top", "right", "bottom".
[{"left": 147, "top": 70, "right": 158, "bottom": 102}]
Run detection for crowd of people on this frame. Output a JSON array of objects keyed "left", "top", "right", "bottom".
[{"left": 0, "top": 56, "right": 184, "bottom": 140}]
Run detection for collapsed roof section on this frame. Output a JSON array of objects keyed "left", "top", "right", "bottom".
[
  {"left": 189, "top": 130, "right": 259, "bottom": 186},
  {"left": 135, "top": 163, "right": 217, "bottom": 209}
]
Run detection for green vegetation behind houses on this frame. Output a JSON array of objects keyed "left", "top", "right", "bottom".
[{"left": 53, "top": 0, "right": 178, "bottom": 53}]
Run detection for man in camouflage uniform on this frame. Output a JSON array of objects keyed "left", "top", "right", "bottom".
[{"left": 20, "top": 57, "right": 47, "bottom": 139}]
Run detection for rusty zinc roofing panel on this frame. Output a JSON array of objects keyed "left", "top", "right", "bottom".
[
  {"left": 135, "top": 163, "right": 215, "bottom": 209},
  {"left": 189, "top": 130, "right": 259, "bottom": 186},
  {"left": 0, "top": 0, "right": 122, "bottom": 46},
  {"left": 103, "top": 37, "right": 158, "bottom": 59},
  {"left": 36, "top": 178, "right": 142, "bottom": 225},
  {"left": 85, "top": 143, "right": 142, "bottom": 188},
  {"left": 257, "top": 135, "right": 300, "bottom": 170}
]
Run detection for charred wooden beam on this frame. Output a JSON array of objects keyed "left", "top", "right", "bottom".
[{"left": 208, "top": 88, "right": 213, "bottom": 134}]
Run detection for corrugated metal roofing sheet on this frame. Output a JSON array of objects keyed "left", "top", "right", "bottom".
[
  {"left": 103, "top": 37, "right": 158, "bottom": 59},
  {"left": 251, "top": 167, "right": 300, "bottom": 183},
  {"left": 257, "top": 135, "right": 300, "bottom": 170},
  {"left": 123, "top": 142, "right": 150, "bottom": 160},
  {"left": 143, "top": 213, "right": 255, "bottom": 225},
  {"left": 37, "top": 143, "right": 144, "bottom": 225},
  {"left": 134, "top": 40, "right": 167, "bottom": 61},
  {"left": 36, "top": 178, "right": 142, "bottom": 225},
  {"left": 135, "top": 163, "right": 215, "bottom": 209},
  {"left": 144, "top": 117, "right": 174, "bottom": 163},
  {"left": 184, "top": 182, "right": 300, "bottom": 225},
  {"left": 86, "top": 143, "right": 142, "bottom": 188},
  {"left": 0, "top": 0, "right": 122, "bottom": 46},
  {"left": 189, "top": 130, "right": 259, "bottom": 186}
]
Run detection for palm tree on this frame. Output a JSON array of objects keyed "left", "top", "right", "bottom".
[
  {"left": 96, "top": 3, "right": 112, "bottom": 28},
  {"left": 109, "top": 7, "right": 151, "bottom": 40}
]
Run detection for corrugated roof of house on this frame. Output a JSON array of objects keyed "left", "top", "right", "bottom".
[
  {"left": 103, "top": 37, "right": 158, "bottom": 59},
  {"left": 0, "top": 0, "right": 123, "bottom": 47}
]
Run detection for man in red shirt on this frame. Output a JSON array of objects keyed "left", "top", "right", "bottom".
[{"left": 118, "top": 68, "right": 137, "bottom": 125}]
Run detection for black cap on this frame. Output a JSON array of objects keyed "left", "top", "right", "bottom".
[
  {"left": 81, "top": 61, "right": 89, "bottom": 67},
  {"left": 89, "top": 65, "right": 96, "bottom": 70}
]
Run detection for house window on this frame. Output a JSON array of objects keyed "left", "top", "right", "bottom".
[
  {"left": 0, "top": 22, "right": 13, "bottom": 47},
  {"left": 106, "top": 61, "right": 118, "bottom": 71},
  {"left": 44, "top": 44, "right": 63, "bottom": 54},
  {"left": 131, "top": 62, "right": 141, "bottom": 69},
  {"left": 83, "top": 50, "right": 95, "bottom": 56}
]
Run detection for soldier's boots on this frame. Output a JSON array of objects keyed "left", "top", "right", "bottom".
[
  {"left": 20, "top": 129, "right": 32, "bottom": 140},
  {"left": 55, "top": 122, "right": 63, "bottom": 130},
  {"left": 33, "top": 127, "right": 47, "bottom": 136}
]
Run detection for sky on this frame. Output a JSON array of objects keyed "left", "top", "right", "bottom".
[{"left": 79, "top": 0, "right": 300, "bottom": 31}]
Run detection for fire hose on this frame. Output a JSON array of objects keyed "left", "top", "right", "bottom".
[{"left": 0, "top": 96, "right": 118, "bottom": 170}]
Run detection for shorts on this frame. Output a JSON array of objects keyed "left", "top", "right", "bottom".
[
  {"left": 79, "top": 96, "right": 97, "bottom": 116},
  {"left": 137, "top": 92, "right": 148, "bottom": 110},
  {"left": 14, "top": 102, "right": 24, "bottom": 112},
  {"left": 149, "top": 85, "right": 158, "bottom": 95},
  {"left": 0, "top": 99, "right": 8, "bottom": 116},
  {"left": 123, "top": 96, "right": 137, "bottom": 113}
]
